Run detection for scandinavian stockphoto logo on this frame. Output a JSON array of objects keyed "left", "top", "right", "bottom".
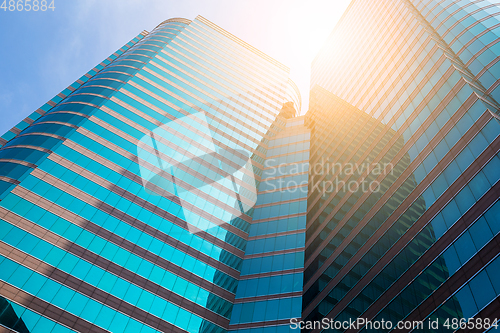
[{"left": 136, "top": 111, "right": 257, "bottom": 234}]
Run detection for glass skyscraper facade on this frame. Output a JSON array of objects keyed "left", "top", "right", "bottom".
[
  {"left": 304, "top": 0, "right": 500, "bottom": 332},
  {"left": 0, "top": 16, "right": 302, "bottom": 333},
  {"left": 1, "top": 2, "right": 500, "bottom": 333}
]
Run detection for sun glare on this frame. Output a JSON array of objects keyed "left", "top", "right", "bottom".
[{"left": 283, "top": 0, "right": 352, "bottom": 114}]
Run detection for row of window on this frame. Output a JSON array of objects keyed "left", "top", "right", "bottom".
[
  {"left": 258, "top": 173, "right": 308, "bottom": 192},
  {"left": 235, "top": 273, "right": 302, "bottom": 299},
  {"left": 230, "top": 297, "right": 301, "bottom": 325},
  {"left": 240, "top": 251, "right": 304, "bottom": 276},
  {"left": 0, "top": 256, "right": 221, "bottom": 333},
  {"left": 248, "top": 216, "right": 306, "bottom": 238},
  {"left": 256, "top": 188, "right": 308, "bottom": 206},
  {"left": 264, "top": 151, "right": 309, "bottom": 168},
  {"left": 262, "top": 162, "right": 309, "bottom": 178},
  {"left": 245, "top": 233, "right": 305, "bottom": 256},
  {"left": 266, "top": 141, "right": 310, "bottom": 158},
  {"left": 253, "top": 201, "right": 307, "bottom": 221},
  {"left": 230, "top": 324, "right": 292, "bottom": 333},
  {"left": 269, "top": 133, "right": 309, "bottom": 149}
]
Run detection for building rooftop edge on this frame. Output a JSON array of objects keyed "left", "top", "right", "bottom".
[
  {"left": 154, "top": 17, "right": 193, "bottom": 30},
  {"left": 195, "top": 15, "right": 290, "bottom": 73}
]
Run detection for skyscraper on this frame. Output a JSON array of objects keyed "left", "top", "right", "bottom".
[
  {"left": 303, "top": 0, "right": 500, "bottom": 331},
  {"left": 0, "top": 16, "right": 302, "bottom": 333}
]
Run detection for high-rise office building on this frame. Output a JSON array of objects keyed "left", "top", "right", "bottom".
[
  {"left": 0, "top": 16, "right": 303, "bottom": 333},
  {"left": 1, "top": 1, "right": 500, "bottom": 333},
  {"left": 303, "top": 0, "right": 500, "bottom": 332},
  {"left": 228, "top": 104, "right": 309, "bottom": 332}
]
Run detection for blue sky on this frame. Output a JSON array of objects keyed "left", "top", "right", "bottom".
[{"left": 0, "top": 0, "right": 351, "bottom": 135}]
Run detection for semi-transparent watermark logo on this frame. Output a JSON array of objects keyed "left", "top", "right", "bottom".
[
  {"left": 263, "top": 157, "right": 394, "bottom": 194},
  {"left": 136, "top": 111, "right": 257, "bottom": 234}
]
